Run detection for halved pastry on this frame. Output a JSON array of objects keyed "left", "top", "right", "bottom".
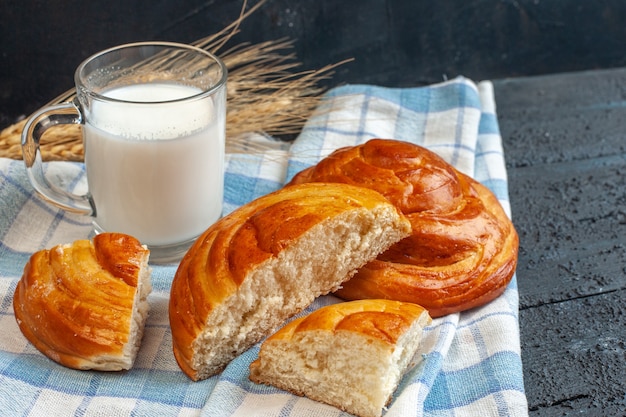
[{"left": 169, "top": 182, "right": 412, "bottom": 381}]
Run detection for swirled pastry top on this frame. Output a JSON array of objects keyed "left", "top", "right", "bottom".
[
  {"left": 259, "top": 298, "right": 431, "bottom": 346},
  {"left": 288, "top": 139, "right": 519, "bottom": 317}
]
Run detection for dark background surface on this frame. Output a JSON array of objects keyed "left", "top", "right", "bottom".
[
  {"left": 494, "top": 69, "right": 626, "bottom": 415},
  {"left": 2, "top": 0, "right": 626, "bottom": 128},
  {"left": 2, "top": 0, "right": 626, "bottom": 415}
]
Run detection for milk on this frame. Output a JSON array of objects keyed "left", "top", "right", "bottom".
[{"left": 84, "top": 83, "right": 225, "bottom": 247}]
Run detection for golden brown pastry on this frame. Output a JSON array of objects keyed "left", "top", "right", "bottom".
[
  {"left": 13, "top": 233, "right": 151, "bottom": 371},
  {"left": 288, "top": 139, "right": 519, "bottom": 317},
  {"left": 169, "top": 182, "right": 411, "bottom": 381},
  {"left": 249, "top": 299, "right": 432, "bottom": 417}
]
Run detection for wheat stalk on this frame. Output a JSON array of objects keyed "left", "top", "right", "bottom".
[{"left": 0, "top": 0, "right": 346, "bottom": 161}]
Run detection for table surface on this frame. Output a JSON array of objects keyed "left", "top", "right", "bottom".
[{"left": 493, "top": 67, "right": 626, "bottom": 416}]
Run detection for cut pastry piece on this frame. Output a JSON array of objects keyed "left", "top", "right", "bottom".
[
  {"left": 13, "top": 233, "right": 151, "bottom": 371},
  {"left": 169, "top": 182, "right": 412, "bottom": 381},
  {"left": 288, "top": 138, "right": 519, "bottom": 317},
  {"left": 249, "top": 299, "right": 432, "bottom": 417}
]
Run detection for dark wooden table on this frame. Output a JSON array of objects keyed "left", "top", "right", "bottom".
[{"left": 494, "top": 68, "right": 626, "bottom": 416}]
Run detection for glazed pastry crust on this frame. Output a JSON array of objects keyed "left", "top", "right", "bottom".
[{"left": 13, "top": 233, "right": 151, "bottom": 371}]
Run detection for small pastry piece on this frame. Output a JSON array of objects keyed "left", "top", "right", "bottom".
[
  {"left": 249, "top": 299, "right": 432, "bottom": 417},
  {"left": 288, "top": 138, "right": 519, "bottom": 317},
  {"left": 13, "top": 233, "right": 151, "bottom": 371},
  {"left": 169, "top": 182, "right": 412, "bottom": 381}
]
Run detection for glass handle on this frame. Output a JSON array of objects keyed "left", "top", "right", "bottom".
[{"left": 21, "top": 99, "right": 94, "bottom": 215}]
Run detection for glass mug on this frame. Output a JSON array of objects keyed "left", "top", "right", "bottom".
[{"left": 21, "top": 42, "right": 227, "bottom": 263}]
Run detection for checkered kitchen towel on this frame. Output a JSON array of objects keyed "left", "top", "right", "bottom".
[{"left": 0, "top": 77, "right": 528, "bottom": 416}]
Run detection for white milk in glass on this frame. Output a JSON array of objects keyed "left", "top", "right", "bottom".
[{"left": 84, "top": 83, "right": 224, "bottom": 246}]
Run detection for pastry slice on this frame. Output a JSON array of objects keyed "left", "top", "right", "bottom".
[
  {"left": 13, "top": 233, "right": 151, "bottom": 371},
  {"left": 249, "top": 299, "right": 431, "bottom": 417}
]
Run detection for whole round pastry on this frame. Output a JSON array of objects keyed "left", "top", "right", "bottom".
[
  {"left": 288, "top": 139, "right": 519, "bottom": 317},
  {"left": 13, "top": 233, "right": 151, "bottom": 371}
]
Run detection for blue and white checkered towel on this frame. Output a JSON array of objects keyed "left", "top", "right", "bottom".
[{"left": 0, "top": 77, "right": 528, "bottom": 416}]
